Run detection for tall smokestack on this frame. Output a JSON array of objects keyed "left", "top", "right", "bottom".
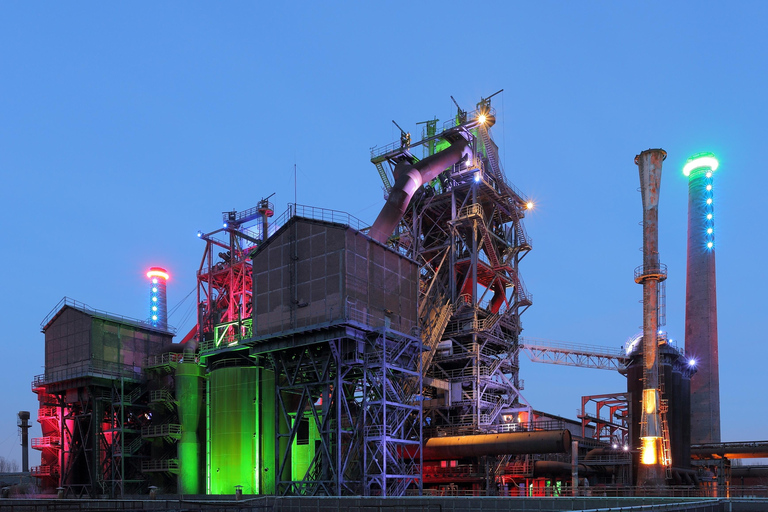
[
  {"left": 683, "top": 153, "right": 720, "bottom": 444},
  {"left": 634, "top": 149, "right": 667, "bottom": 487},
  {"left": 18, "top": 411, "right": 30, "bottom": 473},
  {"left": 147, "top": 267, "right": 169, "bottom": 330}
]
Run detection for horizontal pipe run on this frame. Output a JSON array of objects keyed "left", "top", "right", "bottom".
[{"left": 419, "top": 430, "right": 571, "bottom": 460}]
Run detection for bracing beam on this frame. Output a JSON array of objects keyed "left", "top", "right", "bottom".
[{"left": 520, "top": 337, "right": 627, "bottom": 371}]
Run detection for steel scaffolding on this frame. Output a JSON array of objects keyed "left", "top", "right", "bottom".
[{"left": 370, "top": 97, "right": 533, "bottom": 443}]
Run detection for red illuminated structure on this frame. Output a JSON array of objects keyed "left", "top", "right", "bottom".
[
  {"left": 193, "top": 197, "right": 273, "bottom": 350},
  {"left": 32, "top": 298, "right": 173, "bottom": 497},
  {"left": 147, "top": 267, "right": 169, "bottom": 330},
  {"left": 370, "top": 93, "right": 534, "bottom": 492}
]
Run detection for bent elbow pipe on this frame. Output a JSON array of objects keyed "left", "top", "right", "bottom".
[{"left": 370, "top": 140, "right": 468, "bottom": 243}]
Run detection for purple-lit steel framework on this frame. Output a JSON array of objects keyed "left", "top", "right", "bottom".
[
  {"left": 198, "top": 207, "right": 423, "bottom": 497},
  {"left": 370, "top": 93, "right": 533, "bottom": 486},
  {"left": 633, "top": 149, "right": 670, "bottom": 486}
]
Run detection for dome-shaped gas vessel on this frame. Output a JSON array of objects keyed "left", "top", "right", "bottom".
[{"left": 625, "top": 333, "right": 695, "bottom": 483}]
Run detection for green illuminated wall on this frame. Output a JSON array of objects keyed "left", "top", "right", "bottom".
[
  {"left": 290, "top": 413, "right": 320, "bottom": 481},
  {"left": 258, "top": 368, "right": 276, "bottom": 494},
  {"left": 209, "top": 365, "right": 258, "bottom": 494},
  {"left": 175, "top": 362, "right": 204, "bottom": 494}
]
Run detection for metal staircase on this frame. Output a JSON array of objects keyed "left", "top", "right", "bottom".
[
  {"left": 477, "top": 124, "right": 504, "bottom": 184},
  {"left": 420, "top": 298, "right": 453, "bottom": 373},
  {"left": 511, "top": 271, "right": 532, "bottom": 307},
  {"left": 375, "top": 161, "right": 392, "bottom": 194},
  {"left": 141, "top": 423, "right": 182, "bottom": 443},
  {"left": 149, "top": 389, "right": 177, "bottom": 411},
  {"left": 481, "top": 230, "right": 501, "bottom": 268},
  {"left": 113, "top": 436, "right": 144, "bottom": 457}
]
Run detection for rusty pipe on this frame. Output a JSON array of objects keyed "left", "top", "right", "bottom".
[
  {"left": 18, "top": 411, "right": 30, "bottom": 473},
  {"left": 533, "top": 460, "right": 600, "bottom": 477},
  {"left": 419, "top": 429, "right": 571, "bottom": 460},
  {"left": 370, "top": 139, "right": 468, "bottom": 243},
  {"left": 635, "top": 148, "right": 667, "bottom": 487},
  {"left": 635, "top": 149, "right": 666, "bottom": 394}
]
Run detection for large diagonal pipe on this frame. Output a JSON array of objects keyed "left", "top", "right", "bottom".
[{"left": 370, "top": 140, "right": 468, "bottom": 244}]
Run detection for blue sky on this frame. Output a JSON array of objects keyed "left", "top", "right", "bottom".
[{"left": 2, "top": 2, "right": 767, "bottom": 467}]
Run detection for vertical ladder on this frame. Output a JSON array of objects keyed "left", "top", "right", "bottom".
[
  {"left": 375, "top": 161, "right": 392, "bottom": 194},
  {"left": 660, "top": 398, "right": 672, "bottom": 480},
  {"left": 657, "top": 280, "right": 667, "bottom": 327},
  {"left": 658, "top": 371, "right": 672, "bottom": 480}
]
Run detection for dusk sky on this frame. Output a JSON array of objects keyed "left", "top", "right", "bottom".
[{"left": 2, "top": 2, "right": 767, "bottom": 467}]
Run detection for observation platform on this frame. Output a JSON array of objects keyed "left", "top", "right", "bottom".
[{"left": 634, "top": 263, "right": 668, "bottom": 284}]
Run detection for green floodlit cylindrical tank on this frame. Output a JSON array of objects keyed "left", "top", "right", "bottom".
[
  {"left": 259, "top": 368, "right": 276, "bottom": 494},
  {"left": 209, "top": 362, "right": 258, "bottom": 494},
  {"left": 175, "top": 361, "right": 204, "bottom": 494}
]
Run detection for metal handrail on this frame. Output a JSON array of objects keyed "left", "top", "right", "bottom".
[
  {"left": 141, "top": 423, "right": 182, "bottom": 438},
  {"left": 221, "top": 201, "right": 274, "bottom": 225},
  {"left": 634, "top": 263, "right": 668, "bottom": 281},
  {"left": 520, "top": 337, "right": 626, "bottom": 358},
  {"left": 150, "top": 389, "right": 177, "bottom": 403},
  {"left": 145, "top": 352, "right": 183, "bottom": 367},
  {"left": 32, "top": 374, "right": 46, "bottom": 389},
  {"left": 30, "top": 465, "right": 57, "bottom": 476},
  {"left": 31, "top": 436, "right": 60, "bottom": 448},
  {"left": 370, "top": 139, "right": 411, "bottom": 160},
  {"left": 40, "top": 296, "right": 177, "bottom": 334},
  {"left": 37, "top": 406, "right": 58, "bottom": 419},
  {"left": 457, "top": 203, "right": 483, "bottom": 220},
  {"left": 269, "top": 203, "right": 371, "bottom": 235},
  {"left": 141, "top": 458, "right": 180, "bottom": 471},
  {"left": 37, "top": 359, "right": 142, "bottom": 386}
]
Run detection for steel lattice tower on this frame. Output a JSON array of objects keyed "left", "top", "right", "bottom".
[{"left": 370, "top": 96, "right": 533, "bottom": 448}]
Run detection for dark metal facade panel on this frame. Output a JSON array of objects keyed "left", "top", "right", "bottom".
[
  {"left": 44, "top": 308, "right": 91, "bottom": 373},
  {"left": 252, "top": 218, "right": 418, "bottom": 339},
  {"left": 44, "top": 305, "right": 172, "bottom": 380}
]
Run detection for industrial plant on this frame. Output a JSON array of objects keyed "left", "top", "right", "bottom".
[{"left": 16, "top": 94, "right": 768, "bottom": 501}]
